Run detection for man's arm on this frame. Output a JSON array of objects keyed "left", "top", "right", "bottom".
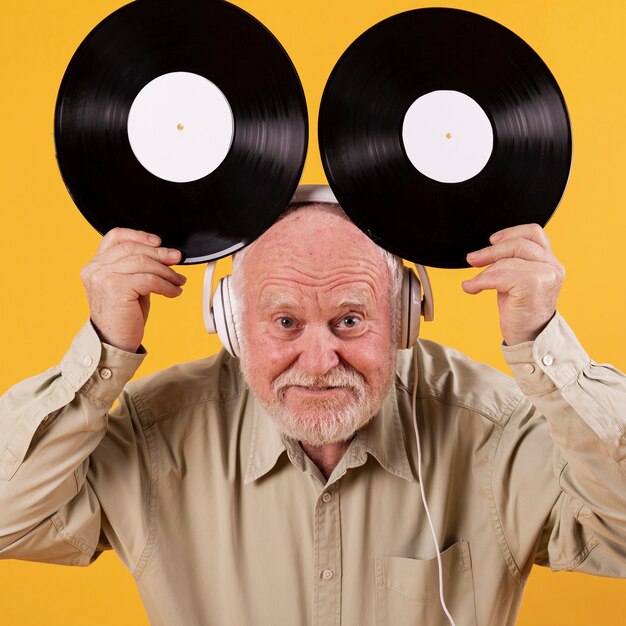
[
  {"left": 503, "top": 313, "right": 626, "bottom": 574},
  {"left": 0, "top": 228, "right": 185, "bottom": 564},
  {"left": 464, "top": 223, "right": 626, "bottom": 574},
  {"left": 0, "top": 322, "right": 145, "bottom": 564}
]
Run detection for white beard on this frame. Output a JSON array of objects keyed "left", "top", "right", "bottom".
[{"left": 240, "top": 356, "right": 396, "bottom": 446}]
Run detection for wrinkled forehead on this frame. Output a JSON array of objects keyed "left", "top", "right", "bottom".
[{"left": 245, "top": 204, "right": 386, "bottom": 272}]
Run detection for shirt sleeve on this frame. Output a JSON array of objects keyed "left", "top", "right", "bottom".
[
  {"left": 0, "top": 320, "right": 146, "bottom": 566},
  {"left": 501, "top": 312, "right": 626, "bottom": 575}
]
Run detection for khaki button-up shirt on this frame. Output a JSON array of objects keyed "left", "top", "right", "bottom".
[{"left": 0, "top": 313, "right": 625, "bottom": 626}]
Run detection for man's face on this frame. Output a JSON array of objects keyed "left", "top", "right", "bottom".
[{"left": 237, "top": 205, "right": 397, "bottom": 446}]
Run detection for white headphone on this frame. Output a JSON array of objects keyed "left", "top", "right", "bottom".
[{"left": 203, "top": 185, "right": 434, "bottom": 357}]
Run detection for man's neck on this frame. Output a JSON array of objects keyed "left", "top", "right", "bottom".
[{"left": 300, "top": 441, "right": 351, "bottom": 481}]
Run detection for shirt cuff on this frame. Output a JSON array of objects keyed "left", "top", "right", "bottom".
[
  {"left": 61, "top": 320, "right": 146, "bottom": 406},
  {"left": 502, "top": 312, "right": 591, "bottom": 396}
]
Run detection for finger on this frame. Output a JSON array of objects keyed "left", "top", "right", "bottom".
[
  {"left": 99, "top": 227, "right": 162, "bottom": 253},
  {"left": 462, "top": 258, "right": 563, "bottom": 296},
  {"left": 462, "top": 268, "right": 521, "bottom": 295},
  {"left": 488, "top": 223, "right": 552, "bottom": 251},
  {"left": 123, "top": 273, "right": 184, "bottom": 299},
  {"left": 98, "top": 240, "right": 182, "bottom": 266},
  {"left": 104, "top": 255, "right": 187, "bottom": 286},
  {"left": 462, "top": 259, "right": 539, "bottom": 294},
  {"left": 466, "top": 237, "right": 549, "bottom": 267}
]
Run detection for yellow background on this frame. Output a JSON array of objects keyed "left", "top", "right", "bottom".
[{"left": 1, "top": 0, "right": 625, "bottom": 623}]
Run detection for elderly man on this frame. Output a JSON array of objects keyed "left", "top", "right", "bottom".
[{"left": 0, "top": 195, "right": 624, "bottom": 626}]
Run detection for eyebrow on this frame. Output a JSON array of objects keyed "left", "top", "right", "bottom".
[
  {"left": 259, "top": 293, "right": 304, "bottom": 312},
  {"left": 334, "top": 291, "right": 371, "bottom": 308}
]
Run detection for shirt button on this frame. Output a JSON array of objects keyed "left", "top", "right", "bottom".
[
  {"left": 83, "top": 356, "right": 93, "bottom": 368},
  {"left": 523, "top": 363, "right": 535, "bottom": 374},
  {"left": 542, "top": 354, "right": 554, "bottom": 367},
  {"left": 322, "top": 569, "right": 334, "bottom": 581},
  {"left": 321, "top": 492, "right": 332, "bottom": 503},
  {"left": 100, "top": 368, "right": 112, "bottom": 380}
]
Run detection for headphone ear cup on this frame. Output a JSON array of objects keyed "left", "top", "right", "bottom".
[
  {"left": 398, "top": 266, "right": 423, "bottom": 349},
  {"left": 212, "top": 276, "right": 240, "bottom": 358}
]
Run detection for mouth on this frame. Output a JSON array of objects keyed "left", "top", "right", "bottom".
[
  {"left": 293, "top": 385, "right": 340, "bottom": 391},
  {"left": 299, "top": 385, "right": 334, "bottom": 390},
  {"left": 286, "top": 385, "right": 347, "bottom": 397}
]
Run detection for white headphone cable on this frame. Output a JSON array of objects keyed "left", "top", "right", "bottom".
[{"left": 412, "top": 346, "right": 456, "bottom": 626}]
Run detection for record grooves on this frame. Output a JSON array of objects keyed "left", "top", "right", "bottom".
[
  {"left": 55, "top": 0, "right": 308, "bottom": 263},
  {"left": 319, "top": 8, "right": 572, "bottom": 268}
]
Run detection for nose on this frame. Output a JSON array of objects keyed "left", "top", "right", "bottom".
[{"left": 296, "top": 325, "right": 340, "bottom": 377}]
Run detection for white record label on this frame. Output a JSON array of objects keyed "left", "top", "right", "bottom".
[
  {"left": 127, "top": 71, "right": 234, "bottom": 183},
  {"left": 401, "top": 90, "right": 493, "bottom": 183}
]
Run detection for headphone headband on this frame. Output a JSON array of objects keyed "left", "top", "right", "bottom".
[{"left": 290, "top": 184, "right": 338, "bottom": 204}]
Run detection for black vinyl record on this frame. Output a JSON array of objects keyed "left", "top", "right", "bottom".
[
  {"left": 55, "top": 0, "right": 308, "bottom": 263},
  {"left": 319, "top": 8, "right": 572, "bottom": 268}
]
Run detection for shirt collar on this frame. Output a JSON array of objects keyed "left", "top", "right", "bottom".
[
  {"left": 243, "top": 396, "right": 287, "bottom": 484},
  {"left": 244, "top": 383, "right": 414, "bottom": 485}
]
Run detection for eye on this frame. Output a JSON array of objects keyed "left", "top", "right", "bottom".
[
  {"left": 277, "top": 317, "right": 295, "bottom": 329},
  {"left": 339, "top": 316, "right": 360, "bottom": 329}
]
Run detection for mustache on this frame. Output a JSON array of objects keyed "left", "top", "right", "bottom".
[{"left": 272, "top": 364, "right": 366, "bottom": 396}]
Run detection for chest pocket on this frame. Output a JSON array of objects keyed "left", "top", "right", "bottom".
[{"left": 375, "top": 540, "right": 477, "bottom": 626}]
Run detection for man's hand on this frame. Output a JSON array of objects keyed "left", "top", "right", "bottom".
[
  {"left": 80, "top": 228, "right": 187, "bottom": 353},
  {"left": 462, "top": 223, "right": 565, "bottom": 346}
]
